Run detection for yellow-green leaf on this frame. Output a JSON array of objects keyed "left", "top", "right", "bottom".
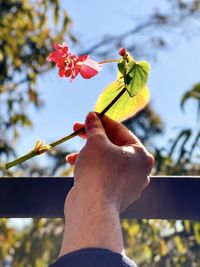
[
  {"left": 94, "top": 80, "right": 150, "bottom": 122},
  {"left": 194, "top": 222, "right": 200, "bottom": 244}
]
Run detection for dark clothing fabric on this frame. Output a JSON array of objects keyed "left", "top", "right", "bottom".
[{"left": 49, "top": 248, "right": 137, "bottom": 267}]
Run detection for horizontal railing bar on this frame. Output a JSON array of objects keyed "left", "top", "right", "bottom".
[{"left": 0, "top": 177, "right": 199, "bottom": 219}]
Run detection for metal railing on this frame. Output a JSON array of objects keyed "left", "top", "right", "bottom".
[{"left": 0, "top": 176, "right": 199, "bottom": 219}]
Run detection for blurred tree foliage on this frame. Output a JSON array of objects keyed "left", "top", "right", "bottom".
[
  {"left": 122, "top": 82, "right": 200, "bottom": 266},
  {"left": 0, "top": 0, "right": 75, "bottom": 175},
  {"left": 0, "top": 0, "right": 200, "bottom": 267},
  {"left": 122, "top": 219, "right": 200, "bottom": 267}
]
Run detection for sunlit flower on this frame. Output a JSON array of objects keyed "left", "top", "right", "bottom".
[{"left": 47, "top": 42, "right": 101, "bottom": 81}]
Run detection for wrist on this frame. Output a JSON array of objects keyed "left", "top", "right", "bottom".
[
  {"left": 60, "top": 187, "right": 124, "bottom": 257},
  {"left": 64, "top": 185, "right": 119, "bottom": 215},
  {"left": 72, "top": 177, "right": 123, "bottom": 213}
]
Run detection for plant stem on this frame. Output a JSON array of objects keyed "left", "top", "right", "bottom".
[
  {"left": 99, "top": 59, "right": 118, "bottom": 64},
  {"left": 5, "top": 151, "right": 37, "bottom": 170},
  {"left": 5, "top": 87, "right": 127, "bottom": 170},
  {"left": 98, "top": 87, "right": 126, "bottom": 117}
]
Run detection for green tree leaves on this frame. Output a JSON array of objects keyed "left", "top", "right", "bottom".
[{"left": 181, "top": 83, "right": 200, "bottom": 121}]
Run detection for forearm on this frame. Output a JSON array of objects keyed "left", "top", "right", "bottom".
[{"left": 59, "top": 188, "right": 124, "bottom": 257}]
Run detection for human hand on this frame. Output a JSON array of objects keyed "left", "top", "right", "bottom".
[
  {"left": 66, "top": 112, "right": 154, "bottom": 212},
  {"left": 59, "top": 112, "right": 154, "bottom": 256}
]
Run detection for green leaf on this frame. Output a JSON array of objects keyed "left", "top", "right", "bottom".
[
  {"left": 181, "top": 83, "right": 200, "bottom": 110},
  {"left": 181, "top": 83, "right": 200, "bottom": 122},
  {"left": 62, "top": 11, "right": 71, "bottom": 32},
  {"left": 94, "top": 81, "right": 150, "bottom": 122},
  {"left": 194, "top": 222, "right": 200, "bottom": 245},
  {"left": 117, "top": 52, "right": 134, "bottom": 80},
  {"left": 117, "top": 58, "right": 126, "bottom": 75},
  {"left": 125, "top": 60, "right": 150, "bottom": 97},
  {"left": 53, "top": 0, "right": 59, "bottom": 25},
  {"left": 11, "top": 114, "right": 32, "bottom": 127}
]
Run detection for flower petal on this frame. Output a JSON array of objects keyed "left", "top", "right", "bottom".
[
  {"left": 54, "top": 42, "right": 68, "bottom": 52},
  {"left": 47, "top": 51, "right": 61, "bottom": 62},
  {"left": 79, "top": 58, "right": 102, "bottom": 79},
  {"left": 77, "top": 54, "right": 89, "bottom": 63},
  {"left": 59, "top": 67, "right": 66, "bottom": 77},
  {"left": 70, "top": 68, "right": 79, "bottom": 81}
]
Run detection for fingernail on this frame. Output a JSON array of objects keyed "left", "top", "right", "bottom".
[{"left": 85, "top": 112, "right": 97, "bottom": 130}]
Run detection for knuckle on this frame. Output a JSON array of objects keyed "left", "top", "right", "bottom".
[
  {"left": 146, "top": 153, "right": 155, "bottom": 169},
  {"left": 136, "top": 146, "right": 154, "bottom": 170}
]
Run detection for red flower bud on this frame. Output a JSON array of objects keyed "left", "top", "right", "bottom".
[{"left": 119, "top": 47, "right": 126, "bottom": 57}]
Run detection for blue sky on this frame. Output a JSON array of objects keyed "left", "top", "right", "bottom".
[{"left": 16, "top": 0, "right": 200, "bottom": 164}]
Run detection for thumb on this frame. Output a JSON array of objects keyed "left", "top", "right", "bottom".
[{"left": 85, "top": 112, "right": 107, "bottom": 141}]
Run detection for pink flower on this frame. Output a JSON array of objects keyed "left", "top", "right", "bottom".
[{"left": 47, "top": 42, "right": 101, "bottom": 81}]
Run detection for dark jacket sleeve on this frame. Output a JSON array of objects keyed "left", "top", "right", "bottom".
[{"left": 49, "top": 248, "right": 137, "bottom": 267}]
